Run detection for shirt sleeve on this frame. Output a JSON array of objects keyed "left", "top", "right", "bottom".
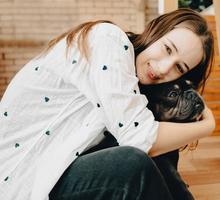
[{"left": 88, "top": 24, "right": 159, "bottom": 153}]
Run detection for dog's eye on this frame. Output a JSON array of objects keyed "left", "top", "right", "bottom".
[{"left": 168, "top": 91, "right": 178, "bottom": 98}]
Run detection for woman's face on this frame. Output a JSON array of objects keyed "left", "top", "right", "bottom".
[{"left": 136, "top": 28, "right": 203, "bottom": 85}]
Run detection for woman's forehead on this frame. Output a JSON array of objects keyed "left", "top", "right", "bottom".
[
  {"left": 163, "top": 28, "right": 203, "bottom": 70},
  {"left": 164, "top": 28, "right": 199, "bottom": 46}
]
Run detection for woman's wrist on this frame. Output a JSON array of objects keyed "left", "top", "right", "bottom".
[
  {"left": 205, "top": 118, "right": 216, "bottom": 134},
  {"left": 201, "top": 106, "right": 216, "bottom": 135},
  {"left": 197, "top": 117, "right": 216, "bottom": 137}
]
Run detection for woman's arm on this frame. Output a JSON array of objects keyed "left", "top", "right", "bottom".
[
  {"left": 84, "top": 24, "right": 159, "bottom": 153},
  {"left": 148, "top": 105, "right": 216, "bottom": 157}
]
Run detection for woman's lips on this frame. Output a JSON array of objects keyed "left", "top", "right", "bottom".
[
  {"left": 147, "top": 71, "right": 157, "bottom": 80},
  {"left": 147, "top": 63, "right": 159, "bottom": 80}
]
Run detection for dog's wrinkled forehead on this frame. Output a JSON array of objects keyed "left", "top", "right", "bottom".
[
  {"left": 138, "top": 78, "right": 197, "bottom": 101},
  {"left": 161, "top": 79, "right": 194, "bottom": 92}
]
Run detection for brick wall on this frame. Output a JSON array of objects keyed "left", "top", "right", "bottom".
[
  {"left": 0, "top": 0, "right": 158, "bottom": 98},
  {"left": 0, "top": 0, "right": 152, "bottom": 42},
  {"left": 145, "top": 0, "right": 159, "bottom": 24}
]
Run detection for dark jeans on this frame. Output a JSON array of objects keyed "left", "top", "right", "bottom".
[
  {"left": 49, "top": 132, "right": 194, "bottom": 200},
  {"left": 81, "top": 132, "right": 194, "bottom": 200},
  {"left": 49, "top": 147, "right": 173, "bottom": 200}
]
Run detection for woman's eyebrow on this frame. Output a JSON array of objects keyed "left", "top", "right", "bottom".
[{"left": 167, "top": 38, "right": 190, "bottom": 71}]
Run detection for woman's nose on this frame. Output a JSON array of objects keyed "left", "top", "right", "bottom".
[{"left": 158, "top": 58, "right": 176, "bottom": 76}]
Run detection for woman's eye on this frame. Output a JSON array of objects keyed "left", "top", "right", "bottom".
[
  {"left": 165, "top": 44, "right": 172, "bottom": 55},
  {"left": 176, "top": 64, "right": 184, "bottom": 74}
]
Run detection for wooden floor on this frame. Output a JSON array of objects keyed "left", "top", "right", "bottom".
[{"left": 179, "top": 136, "right": 220, "bottom": 200}]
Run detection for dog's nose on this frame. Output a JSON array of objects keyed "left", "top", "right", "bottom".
[
  {"left": 185, "top": 90, "right": 200, "bottom": 101},
  {"left": 185, "top": 91, "right": 194, "bottom": 100}
]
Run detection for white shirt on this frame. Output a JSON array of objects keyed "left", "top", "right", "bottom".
[{"left": 0, "top": 23, "right": 159, "bottom": 200}]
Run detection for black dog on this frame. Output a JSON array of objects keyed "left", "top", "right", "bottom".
[
  {"left": 139, "top": 78, "right": 204, "bottom": 200},
  {"left": 139, "top": 78, "right": 204, "bottom": 123},
  {"left": 82, "top": 78, "right": 204, "bottom": 200}
]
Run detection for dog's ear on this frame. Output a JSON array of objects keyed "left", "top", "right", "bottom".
[
  {"left": 185, "top": 80, "right": 192, "bottom": 85},
  {"left": 185, "top": 79, "right": 196, "bottom": 90}
]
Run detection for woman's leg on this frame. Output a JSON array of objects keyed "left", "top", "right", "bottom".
[{"left": 49, "top": 146, "right": 173, "bottom": 200}]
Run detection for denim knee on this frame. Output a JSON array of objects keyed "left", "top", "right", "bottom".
[
  {"left": 49, "top": 146, "right": 171, "bottom": 200},
  {"left": 108, "top": 146, "right": 157, "bottom": 178}
]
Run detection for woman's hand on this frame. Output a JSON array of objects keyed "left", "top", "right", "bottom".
[
  {"left": 200, "top": 104, "right": 216, "bottom": 135},
  {"left": 149, "top": 104, "right": 216, "bottom": 157}
]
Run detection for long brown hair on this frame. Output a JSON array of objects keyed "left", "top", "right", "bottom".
[
  {"left": 44, "top": 8, "right": 214, "bottom": 93},
  {"left": 127, "top": 8, "right": 214, "bottom": 93}
]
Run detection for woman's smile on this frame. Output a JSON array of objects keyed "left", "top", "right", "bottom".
[{"left": 146, "top": 62, "right": 160, "bottom": 81}]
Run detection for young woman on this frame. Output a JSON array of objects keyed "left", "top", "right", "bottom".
[{"left": 0, "top": 8, "right": 215, "bottom": 200}]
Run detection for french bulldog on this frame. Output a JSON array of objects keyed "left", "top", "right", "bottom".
[
  {"left": 82, "top": 78, "right": 204, "bottom": 200},
  {"left": 139, "top": 78, "right": 204, "bottom": 123},
  {"left": 138, "top": 78, "right": 204, "bottom": 200}
]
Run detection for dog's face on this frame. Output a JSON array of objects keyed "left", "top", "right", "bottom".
[{"left": 139, "top": 79, "right": 204, "bottom": 123}]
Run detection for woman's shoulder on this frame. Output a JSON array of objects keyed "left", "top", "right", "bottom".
[{"left": 89, "top": 22, "right": 130, "bottom": 43}]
